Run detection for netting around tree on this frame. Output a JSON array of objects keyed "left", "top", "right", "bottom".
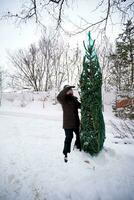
[{"left": 80, "top": 32, "right": 105, "bottom": 155}]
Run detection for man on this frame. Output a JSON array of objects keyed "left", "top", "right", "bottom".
[{"left": 57, "top": 85, "right": 81, "bottom": 162}]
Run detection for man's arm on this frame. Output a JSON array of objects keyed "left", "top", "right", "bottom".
[
  {"left": 57, "top": 88, "right": 69, "bottom": 104},
  {"left": 76, "top": 99, "right": 81, "bottom": 109},
  {"left": 74, "top": 96, "right": 81, "bottom": 109}
]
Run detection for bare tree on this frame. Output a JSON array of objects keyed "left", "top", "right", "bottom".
[
  {"left": 71, "top": 44, "right": 82, "bottom": 86},
  {"left": 8, "top": 30, "right": 83, "bottom": 92},
  {"left": 9, "top": 44, "right": 46, "bottom": 91},
  {"left": 96, "top": 34, "right": 113, "bottom": 91},
  {"left": 39, "top": 35, "right": 54, "bottom": 91},
  {"left": 0, "top": 68, "right": 8, "bottom": 106},
  {"left": 0, "top": 68, "right": 2, "bottom": 106},
  {"left": 52, "top": 42, "right": 67, "bottom": 91},
  {"left": 39, "top": 34, "right": 82, "bottom": 91},
  {"left": 8, "top": 33, "right": 66, "bottom": 91}
]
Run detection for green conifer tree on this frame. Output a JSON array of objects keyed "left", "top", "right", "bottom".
[
  {"left": 80, "top": 32, "right": 105, "bottom": 155},
  {"left": 109, "top": 20, "right": 134, "bottom": 92}
]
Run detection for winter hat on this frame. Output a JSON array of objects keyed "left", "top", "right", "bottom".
[{"left": 63, "top": 85, "right": 75, "bottom": 90}]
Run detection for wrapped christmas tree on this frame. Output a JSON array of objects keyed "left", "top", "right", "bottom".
[{"left": 80, "top": 32, "right": 105, "bottom": 155}]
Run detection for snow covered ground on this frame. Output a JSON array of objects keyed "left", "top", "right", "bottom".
[{"left": 0, "top": 97, "right": 134, "bottom": 200}]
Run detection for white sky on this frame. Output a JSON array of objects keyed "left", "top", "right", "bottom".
[{"left": 0, "top": 0, "right": 123, "bottom": 70}]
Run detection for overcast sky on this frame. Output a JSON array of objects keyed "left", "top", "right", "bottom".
[{"left": 0, "top": 0, "right": 122, "bottom": 70}]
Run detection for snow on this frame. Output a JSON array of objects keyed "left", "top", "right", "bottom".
[{"left": 0, "top": 94, "right": 134, "bottom": 200}]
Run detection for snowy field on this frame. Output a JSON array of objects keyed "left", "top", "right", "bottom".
[{"left": 0, "top": 96, "right": 134, "bottom": 200}]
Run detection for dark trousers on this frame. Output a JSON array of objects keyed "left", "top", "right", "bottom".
[{"left": 63, "top": 128, "right": 81, "bottom": 156}]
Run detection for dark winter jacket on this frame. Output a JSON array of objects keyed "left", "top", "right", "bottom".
[{"left": 57, "top": 87, "right": 81, "bottom": 129}]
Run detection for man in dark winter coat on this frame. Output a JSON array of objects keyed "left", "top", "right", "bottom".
[{"left": 57, "top": 85, "right": 81, "bottom": 162}]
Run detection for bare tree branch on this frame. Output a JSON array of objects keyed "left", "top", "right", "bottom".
[
  {"left": 1, "top": 0, "right": 133, "bottom": 37},
  {"left": 57, "top": 0, "right": 65, "bottom": 27},
  {"left": 59, "top": 0, "right": 133, "bottom": 36}
]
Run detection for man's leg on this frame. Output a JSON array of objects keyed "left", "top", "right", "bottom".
[
  {"left": 63, "top": 129, "right": 73, "bottom": 156},
  {"left": 74, "top": 128, "right": 81, "bottom": 150}
]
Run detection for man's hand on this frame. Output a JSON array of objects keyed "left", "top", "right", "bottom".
[{"left": 66, "top": 89, "right": 73, "bottom": 96}]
